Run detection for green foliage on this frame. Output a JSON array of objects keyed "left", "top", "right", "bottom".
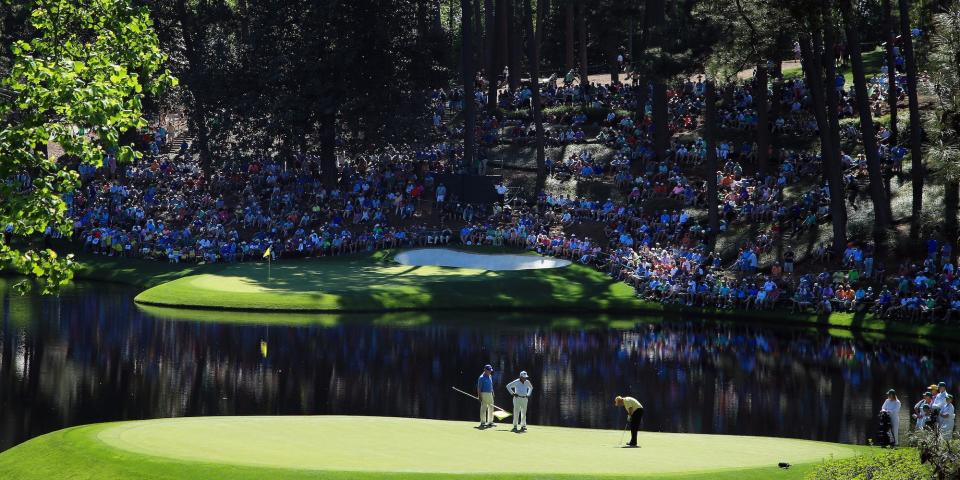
[
  {"left": 806, "top": 448, "right": 932, "bottom": 480},
  {"left": 926, "top": 5, "right": 960, "bottom": 178},
  {"left": 0, "top": 0, "right": 175, "bottom": 293},
  {"left": 908, "top": 428, "right": 960, "bottom": 479},
  {"left": 695, "top": 0, "right": 790, "bottom": 83}
]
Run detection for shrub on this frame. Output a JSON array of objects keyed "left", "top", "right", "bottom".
[
  {"left": 806, "top": 449, "right": 931, "bottom": 480},
  {"left": 908, "top": 429, "right": 960, "bottom": 479}
]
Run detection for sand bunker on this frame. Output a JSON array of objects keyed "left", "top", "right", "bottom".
[{"left": 394, "top": 249, "right": 571, "bottom": 271}]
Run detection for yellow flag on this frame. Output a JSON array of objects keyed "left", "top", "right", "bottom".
[{"left": 263, "top": 247, "right": 272, "bottom": 259}]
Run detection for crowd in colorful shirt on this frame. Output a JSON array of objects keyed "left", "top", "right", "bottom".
[{"left": 55, "top": 61, "right": 960, "bottom": 322}]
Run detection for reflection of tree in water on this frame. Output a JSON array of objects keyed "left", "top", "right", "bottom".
[{"left": 1, "top": 281, "right": 959, "bottom": 451}]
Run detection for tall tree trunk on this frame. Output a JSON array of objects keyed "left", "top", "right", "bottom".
[
  {"left": 705, "top": 80, "right": 719, "bottom": 250},
  {"left": 237, "top": 0, "right": 250, "bottom": 46},
  {"left": 475, "top": 0, "right": 484, "bottom": 74},
  {"left": 770, "top": 42, "right": 784, "bottom": 125},
  {"left": 449, "top": 0, "right": 455, "bottom": 45},
  {"left": 609, "top": 38, "right": 620, "bottom": 84},
  {"left": 650, "top": 0, "right": 667, "bottom": 161},
  {"left": 507, "top": 0, "right": 521, "bottom": 91},
  {"left": 176, "top": 0, "right": 211, "bottom": 171},
  {"left": 497, "top": 0, "right": 508, "bottom": 72},
  {"left": 652, "top": 82, "right": 668, "bottom": 161},
  {"left": 817, "top": 15, "right": 847, "bottom": 218},
  {"left": 433, "top": 0, "right": 444, "bottom": 33},
  {"left": 755, "top": 64, "right": 770, "bottom": 176},
  {"left": 485, "top": 0, "right": 498, "bottom": 112},
  {"left": 524, "top": 0, "right": 546, "bottom": 197},
  {"left": 883, "top": 0, "right": 898, "bottom": 147},
  {"left": 946, "top": 181, "right": 960, "bottom": 254},
  {"left": 841, "top": 0, "right": 892, "bottom": 249},
  {"left": 800, "top": 31, "right": 847, "bottom": 256},
  {"left": 319, "top": 110, "right": 338, "bottom": 187},
  {"left": 564, "top": 2, "right": 575, "bottom": 71},
  {"left": 899, "top": 0, "right": 923, "bottom": 240},
  {"left": 462, "top": 0, "right": 476, "bottom": 171},
  {"left": 577, "top": 2, "right": 588, "bottom": 92}
]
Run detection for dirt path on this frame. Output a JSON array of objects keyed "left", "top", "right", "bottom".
[{"left": 531, "top": 59, "right": 804, "bottom": 86}]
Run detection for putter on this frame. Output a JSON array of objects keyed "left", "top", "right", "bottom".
[{"left": 618, "top": 417, "right": 628, "bottom": 447}]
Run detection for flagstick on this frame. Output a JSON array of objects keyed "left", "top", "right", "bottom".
[{"left": 268, "top": 255, "right": 271, "bottom": 283}]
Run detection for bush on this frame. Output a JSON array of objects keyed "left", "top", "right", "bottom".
[
  {"left": 806, "top": 449, "right": 931, "bottom": 480},
  {"left": 909, "top": 429, "right": 960, "bottom": 479}
]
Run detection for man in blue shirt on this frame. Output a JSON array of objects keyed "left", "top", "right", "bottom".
[{"left": 477, "top": 364, "right": 495, "bottom": 428}]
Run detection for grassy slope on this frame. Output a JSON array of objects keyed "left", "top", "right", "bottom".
[
  {"left": 132, "top": 250, "right": 641, "bottom": 312},
  {"left": 62, "top": 248, "right": 960, "bottom": 341},
  {"left": 0, "top": 416, "right": 869, "bottom": 480},
  {"left": 782, "top": 48, "right": 885, "bottom": 84}
]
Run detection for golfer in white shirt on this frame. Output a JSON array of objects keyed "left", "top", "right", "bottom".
[
  {"left": 506, "top": 371, "right": 533, "bottom": 432},
  {"left": 880, "top": 389, "right": 901, "bottom": 445}
]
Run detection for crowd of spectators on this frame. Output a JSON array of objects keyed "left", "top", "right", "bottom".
[{"left": 55, "top": 57, "right": 960, "bottom": 324}]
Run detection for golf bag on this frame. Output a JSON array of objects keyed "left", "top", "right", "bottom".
[
  {"left": 876, "top": 411, "right": 893, "bottom": 447},
  {"left": 926, "top": 408, "right": 941, "bottom": 430}
]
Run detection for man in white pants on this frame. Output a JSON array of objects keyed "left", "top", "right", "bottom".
[
  {"left": 940, "top": 395, "right": 955, "bottom": 438},
  {"left": 506, "top": 371, "right": 533, "bottom": 432}
]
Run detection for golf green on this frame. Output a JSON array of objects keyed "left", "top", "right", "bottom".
[
  {"left": 0, "top": 416, "right": 868, "bottom": 479},
  {"left": 133, "top": 250, "right": 641, "bottom": 312}
]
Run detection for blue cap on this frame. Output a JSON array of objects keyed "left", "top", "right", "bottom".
[{"left": 484, "top": 364, "right": 493, "bottom": 371}]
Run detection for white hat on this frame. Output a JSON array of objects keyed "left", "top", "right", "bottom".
[{"left": 520, "top": 371, "right": 529, "bottom": 378}]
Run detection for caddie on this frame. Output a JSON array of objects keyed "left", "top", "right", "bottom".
[{"left": 477, "top": 364, "right": 495, "bottom": 428}]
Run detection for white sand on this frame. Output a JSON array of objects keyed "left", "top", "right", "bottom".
[{"left": 394, "top": 248, "right": 571, "bottom": 271}]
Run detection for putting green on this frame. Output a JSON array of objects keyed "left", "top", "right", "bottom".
[
  {"left": 0, "top": 416, "right": 867, "bottom": 479},
  {"left": 134, "top": 250, "right": 641, "bottom": 312}
]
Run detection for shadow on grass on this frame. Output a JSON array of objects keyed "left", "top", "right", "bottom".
[{"left": 133, "top": 252, "right": 641, "bottom": 313}]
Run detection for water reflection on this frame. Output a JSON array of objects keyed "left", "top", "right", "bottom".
[{"left": 1, "top": 278, "right": 959, "bottom": 452}]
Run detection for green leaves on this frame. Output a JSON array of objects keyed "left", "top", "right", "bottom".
[{"left": 0, "top": 0, "right": 176, "bottom": 293}]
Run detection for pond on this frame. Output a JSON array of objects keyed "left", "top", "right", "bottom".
[{"left": 1, "top": 278, "right": 958, "bottom": 452}]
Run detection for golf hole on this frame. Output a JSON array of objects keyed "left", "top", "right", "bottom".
[{"left": 394, "top": 249, "right": 571, "bottom": 271}]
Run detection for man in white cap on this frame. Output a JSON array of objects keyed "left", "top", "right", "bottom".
[
  {"left": 933, "top": 382, "right": 949, "bottom": 410},
  {"left": 506, "top": 371, "right": 533, "bottom": 432}
]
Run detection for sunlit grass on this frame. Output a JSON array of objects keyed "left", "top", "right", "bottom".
[{"left": 0, "top": 416, "right": 871, "bottom": 480}]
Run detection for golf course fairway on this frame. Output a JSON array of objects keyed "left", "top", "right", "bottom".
[{"left": 0, "top": 416, "right": 868, "bottom": 479}]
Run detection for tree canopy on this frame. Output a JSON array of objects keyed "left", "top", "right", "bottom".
[{"left": 0, "top": 0, "right": 175, "bottom": 292}]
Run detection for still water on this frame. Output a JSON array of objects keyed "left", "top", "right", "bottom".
[{"left": 1, "top": 278, "right": 958, "bottom": 452}]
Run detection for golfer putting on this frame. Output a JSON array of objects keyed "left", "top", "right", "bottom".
[
  {"left": 506, "top": 371, "right": 533, "bottom": 432},
  {"left": 615, "top": 395, "right": 644, "bottom": 447}
]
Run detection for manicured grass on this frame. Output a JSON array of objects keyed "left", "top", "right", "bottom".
[
  {"left": 0, "top": 416, "right": 870, "bottom": 480},
  {"left": 61, "top": 248, "right": 960, "bottom": 341},
  {"left": 72, "top": 253, "right": 227, "bottom": 289},
  {"left": 781, "top": 48, "right": 885, "bottom": 85},
  {"left": 132, "top": 250, "right": 642, "bottom": 313}
]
